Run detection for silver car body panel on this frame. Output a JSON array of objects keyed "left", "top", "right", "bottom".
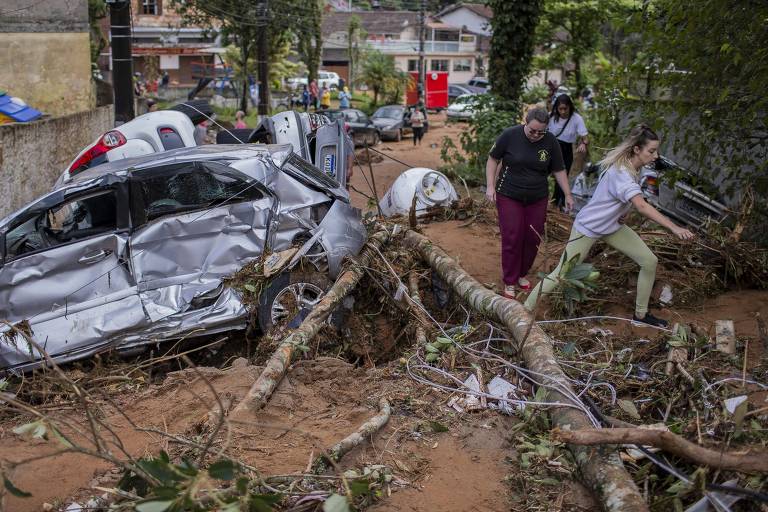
[{"left": 0, "top": 144, "right": 367, "bottom": 372}]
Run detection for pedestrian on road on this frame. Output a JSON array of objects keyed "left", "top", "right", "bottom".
[
  {"left": 548, "top": 94, "right": 589, "bottom": 209},
  {"left": 485, "top": 107, "right": 571, "bottom": 299},
  {"left": 301, "top": 85, "right": 310, "bottom": 112},
  {"left": 338, "top": 86, "right": 351, "bottom": 109},
  {"left": 160, "top": 71, "right": 169, "bottom": 91},
  {"left": 524, "top": 124, "right": 695, "bottom": 327},
  {"left": 410, "top": 106, "right": 425, "bottom": 146},
  {"left": 309, "top": 79, "right": 319, "bottom": 110},
  {"left": 234, "top": 110, "right": 247, "bottom": 129},
  {"left": 320, "top": 86, "right": 331, "bottom": 110}
]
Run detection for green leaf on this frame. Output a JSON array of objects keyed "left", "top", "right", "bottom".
[
  {"left": 533, "top": 386, "right": 548, "bottom": 403},
  {"left": 13, "top": 420, "right": 48, "bottom": 439},
  {"left": 244, "top": 283, "right": 258, "bottom": 293},
  {"left": 323, "top": 494, "right": 351, "bottom": 512},
  {"left": 425, "top": 352, "right": 439, "bottom": 363},
  {"left": 135, "top": 499, "right": 175, "bottom": 512},
  {"left": 349, "top": 479, "right": 371, "bottom": 497},
  {"left": 425, "top": 343, "right": 440, "bottom": 353},
  {"left": 3, "top": 476, "right": 32, "bottom": 498},
  {"left": 617, "top": 399, "right": 640, "bottom": 420},
  {"left": 208, "top": 459, "right": 237, "bottom": 480},
  {"left": 50, "top": 426, "right": 73, "bottom": 448}
]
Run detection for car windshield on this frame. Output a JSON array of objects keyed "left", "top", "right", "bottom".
[
  {"left": 324, "top": 111, "right": 345, "bottom": 121},
  {"left": 454, "top": 95, "right": 474, "bottom": 104},
  {"left": 373, "top": 107, "right": 403, "bottom": 119}
]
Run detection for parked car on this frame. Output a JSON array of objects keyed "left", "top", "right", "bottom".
[
  {"left": 317, "top": 71, "right": 341, "bottom": 90},
  {"left": 448, "top": 83, "right": 484, "bottom": 102},
  {"left": 0, "top": 145, "right": 367, "bottom": 372},
  {"left": 466, "top": 77, "right": 489, "bottom": 91},
  {"left": 446, "top": 94, "right": 479, "bottom": 121},
  {"left": 285, "top": 76, "right": 308, "bottom": 90},
  {"left": 570, "top": 155, "right": 728, "bottom": 228},
  {"left": 323, "top": 109, "right": 379, "bottom": 147},
  {"left": 371, "top": 104, "right": 429, "bottom": 142}
]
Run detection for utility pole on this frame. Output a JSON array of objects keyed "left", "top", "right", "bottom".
[
  {"left": 418, "top": 0, "right": 426, "bottom": 104},
  {"left": 256, "top": 0, "right": 270, "bottom": 116},
  {"left": 108, "top": 0, "right": 135, "bottom": 123}
]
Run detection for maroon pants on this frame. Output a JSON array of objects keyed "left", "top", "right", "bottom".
[{"left": 496, "top": 194, "right": 548, "bottom": 286}]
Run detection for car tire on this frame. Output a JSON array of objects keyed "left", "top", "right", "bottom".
[{"left": 257, "top": 271, "right": 341, "bottom": 332}]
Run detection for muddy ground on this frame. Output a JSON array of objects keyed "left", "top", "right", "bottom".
[{"left": 2, "top": 113, "right": 767, "bottom": 512}]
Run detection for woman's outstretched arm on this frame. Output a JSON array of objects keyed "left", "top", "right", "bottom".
[{"left": 631, "top": 195, "right": 695, "bottom": 240}]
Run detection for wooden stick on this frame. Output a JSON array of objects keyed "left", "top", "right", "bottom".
[
  {"left": 403, "top": 230, "right": 648, "bottom": 512},
  {"left": 313, "top": 398, "right": 391, "bottom": 474},
  {"left": 231, "top": 230, "right": 392, "bottom": 416},
  {"left": 553, "top": 427, "right": 768, "bottom": 474}
]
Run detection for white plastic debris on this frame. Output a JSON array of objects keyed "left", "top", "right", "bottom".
[
  {"left": 587, "top": 327, "right": 613, "bottom": 337},
  {"left": 379, "top": 168, "right": 458, "bottom": 217},
  {"left": 723, "top": 395, "right": 747, "bottom": 414},
  {"left": 659, "top": 284, "right": 673, "bottom": 305},
  {"left": 447, "top": 374, "right": 482, "bottom": 412},
  {"left": 487, "top": 376, "right": 523, "bottom": 415}
]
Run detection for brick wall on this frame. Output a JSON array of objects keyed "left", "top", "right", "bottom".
[{"left": 0, "top": 106, "right": 114, "bottom": 219}]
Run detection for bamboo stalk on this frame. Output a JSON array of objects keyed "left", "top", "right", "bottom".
[
  {"left": 403, "top": 229, "right": 648, "bottom": 512},
  {"left": 232, "top": 230, "right": 392, "bottom": 416}
]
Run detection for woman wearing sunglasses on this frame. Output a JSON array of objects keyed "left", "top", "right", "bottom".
[
  {"left": 486, "top": 107, "right": 573, "bottom": 299},
  {"left": 524, "top": 124, "right": 695, "bottom": 327}
]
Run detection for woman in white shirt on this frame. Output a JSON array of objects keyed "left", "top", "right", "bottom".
[
  {"left": 524, "top": 124, "right": 694, "bottom": 328},
  {"left": 548, "top": 94, "right": 589, "bottom": 208}
]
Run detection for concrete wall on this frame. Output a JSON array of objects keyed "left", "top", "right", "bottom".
[
  {"left": 0, "top": 0, "right": 93, "bottom": 116},
  {"left": 0, "top": 106, "right": 114, "bottom": 219}
]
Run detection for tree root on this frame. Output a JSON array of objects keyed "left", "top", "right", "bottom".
[
  {"left": 232, "top": 230, "right": 393, "bottom": 416},
  {"left": 553, "top": 427, "right": 768, "bottom": 474},
  {"left": 403, "top": 229, "right": 648, "bottom": 512},
  {"left": 313, "top": 397, "right": 391, "bottom": 474}
]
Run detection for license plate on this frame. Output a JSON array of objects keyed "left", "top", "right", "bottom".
[{"left": 323, "top": 154, "right": 336, "bottom": 176}]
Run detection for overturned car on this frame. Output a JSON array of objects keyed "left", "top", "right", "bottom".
[{"left": 0, "top": 144, "right": 367, "bottom": 372}]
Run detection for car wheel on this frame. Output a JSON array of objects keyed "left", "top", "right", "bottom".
[{"left": 257, "top": 271, "right": 338, "bottom": 332}]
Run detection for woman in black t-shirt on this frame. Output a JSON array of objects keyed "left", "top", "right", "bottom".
[{"left": 485, "top": 107, "right": 573, "bottom": 299}]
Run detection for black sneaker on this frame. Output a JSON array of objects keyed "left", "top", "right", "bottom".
[{"left": 632, "top": 312, "right": 669, "bottom": 328}]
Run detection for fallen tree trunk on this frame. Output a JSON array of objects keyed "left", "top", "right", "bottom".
[
  {"left": 403, "top": 230, "right": 648, "bottom": 512},
  {"left": 232, "top": 230, "right": 392, "bottom": 416},
  {"left": 313, "top": 397, "right": 391, "bottom": 474},
  {"left": 554, "top": 427, "right": 768, "bottom": 474}
]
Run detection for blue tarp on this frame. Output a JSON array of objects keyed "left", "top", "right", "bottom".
[{"left": 0, "top": 93, "right": 42, "bottom": 122}]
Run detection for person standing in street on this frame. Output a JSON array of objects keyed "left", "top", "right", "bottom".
[
  {"left": 301, "top": 85, "right": 310, "bottom": 112},
  {"left": 338, "top": 86, "right": 351, "bottom": 109},
  {"left": 309, "top": 79, "right": 319, "bottom": 110},
  {"left": 234, "top": 110, "right": 247, "bottom": 129},
  {"left": 524, "top": 124, "right": 694, "bottom": 327},
  {"left": 410, "top": 106, "right": 425, "bottom": 146},
  {"left": 320, "top": 86, "right": 331, "bottom": 109},
  {"left": 486, "top": 107, "right": 572, "bottom": 299},
  {"left": 548, "top": 94, "right": 589, "bottom": 209}
]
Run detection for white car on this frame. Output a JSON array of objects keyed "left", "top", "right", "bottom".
[
  {"left": 317, "top": 71, "right": 340, "bottom": 90},
  {"left": 59, "top": 110, "right": 197, "bottom": 186},
  {"left": 285, "top": 77, "right": 308, "bottom": 90},
  {"left": 446, "top": 94, "right": 479, "bottom": 120}
]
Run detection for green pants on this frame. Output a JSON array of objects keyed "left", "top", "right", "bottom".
[{"left": 524, "top": 225, "right": 658, "bottom": 316}]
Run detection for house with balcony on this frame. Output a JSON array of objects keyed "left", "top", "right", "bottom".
[
  {"left": 99, "top": 0, "right": 219, "bottom": 90},
  {"left": 321, "top": 10, "right": 489, "bottom": 85}
]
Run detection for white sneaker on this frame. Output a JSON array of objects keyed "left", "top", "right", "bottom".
[
  {"left": 517, "top": 277, "right": 531, "bottom": 290},
  {"left": 502, "top": 285, "right": 516, "bottom": 299}
]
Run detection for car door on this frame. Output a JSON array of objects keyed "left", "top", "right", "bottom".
[
  {"left": 0, "top": 180, "right": 145, "bottom": 370},
  {"left": 356, "top": 111, "right": 375, "bottom": 144},
  {"left": 128, "top": 161, "right": 274, "bottom": 322}
]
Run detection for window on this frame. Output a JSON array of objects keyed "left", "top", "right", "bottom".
[
  {"left": 430, "top": 59, "right": 449, "bottom": 72},
  {"left": 343, "top": 110, "right": 359, "bottom": 122},
  {"left": 142, "top": 0, "right": 161, "bottom": 15},
  {"left": 453, "top": 58, "right": 472, "bottom": 72},
  {"left": 5, "top": 191, "right": 117, "bottom": 261},
  {"left": 407, "top": 59, "right": 419, "bottom": 72},
  {"left": 132, "top": 165, "right": 262, "bottom": 223}
]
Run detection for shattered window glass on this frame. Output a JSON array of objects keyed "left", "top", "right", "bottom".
[
  {"left": 5, "top": 190, "right": 117, "bottom": 261},
  {"left": 135, "top": 165, "right": 263, "bottom": 221}
]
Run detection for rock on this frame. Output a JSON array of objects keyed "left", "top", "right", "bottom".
[
  {"left": 42, "top": 503, "right": 54, "bottom": 511},
  {"left": 231, "top": 357, "right": 249, "bottom": 368}
]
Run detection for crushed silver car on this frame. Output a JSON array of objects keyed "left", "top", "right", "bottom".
[{"left": 0, "top": 144, "right": 367, "bottom": 373}]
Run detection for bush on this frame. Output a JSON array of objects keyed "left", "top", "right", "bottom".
[{"left": 440, "top": 95, "right": 520, "bottom": 186}]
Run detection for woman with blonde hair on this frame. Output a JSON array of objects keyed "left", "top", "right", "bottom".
[{"left": 524, "top": 124, "right": 694, "bottom": 327}]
